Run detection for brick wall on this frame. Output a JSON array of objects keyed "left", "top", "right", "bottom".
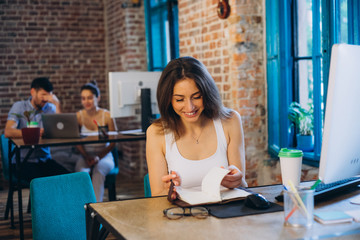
[
  {"left": 0, "top": 0, "right": 107, "bottom": 121},
  {"left": 104, "top": 0, "right": 147, "bottom": 177},
  {"left": 178, "top": 0, "right": 267, "bottom": 186},
  {"left": 105, "top": 0, "right": 147, "bottom": 72}
]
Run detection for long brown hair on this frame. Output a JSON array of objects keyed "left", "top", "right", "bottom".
[{"left": 154, "top": 56, "right": 231, "bottom": 139}]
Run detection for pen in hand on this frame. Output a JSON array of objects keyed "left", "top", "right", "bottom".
[{"left": 167, "top": 178, "right": 176, "bottom": 202}]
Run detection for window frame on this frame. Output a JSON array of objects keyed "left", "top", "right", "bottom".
[
  {"left": 144, "top": 0, "right": 179, "bottom": 71},
  {"left": 266, "top": 0, "right": 360, "bottom": 166}
]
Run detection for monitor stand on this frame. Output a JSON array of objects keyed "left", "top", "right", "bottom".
[{"left": 141, "top": 88, "right": 152, "bottom": 133}]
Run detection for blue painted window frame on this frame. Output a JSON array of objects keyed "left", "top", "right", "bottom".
[
  {"left": 266, "top": 0, "right": 360, "bottom": 166},
  {"left": 144, "top": 0, "right": 179, "bottom": 71}
]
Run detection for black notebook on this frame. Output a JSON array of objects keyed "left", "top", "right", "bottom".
[{"left": 205, "top": 199, "right": 283, "bottom": 218}]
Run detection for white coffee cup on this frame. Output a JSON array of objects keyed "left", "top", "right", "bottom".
[{"left": 278, "top": 148, "right": 303, "bottom": 188}]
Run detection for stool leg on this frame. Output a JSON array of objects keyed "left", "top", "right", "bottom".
[
  {"left": 27, "top": 196, "right": 31, "bottom": 213},
  {"left": 4, "top": 188, "right": 12, "bottom": 220}
]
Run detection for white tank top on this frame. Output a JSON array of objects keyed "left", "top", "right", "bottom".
[{"left": 165, "top": 119, "right": 229, "bottom": 188}]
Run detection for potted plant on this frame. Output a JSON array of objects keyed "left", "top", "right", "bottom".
[
  {"left": 12, "top": 110, "right": 41, "bottom": 145},
  {"left": 288, "top": 102, "right": 314, "bottom": 151}
]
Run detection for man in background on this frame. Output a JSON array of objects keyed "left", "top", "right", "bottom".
[{"left": 4, "top": 77, "right": 69, "bottom": 181}]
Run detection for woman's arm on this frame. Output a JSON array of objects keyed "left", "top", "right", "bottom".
[
  {"left": 146, "top": 124, "right": 175, "bottom": 196},
  {"left": 222, "top": 110, "right": 248, "bottom": 188}
]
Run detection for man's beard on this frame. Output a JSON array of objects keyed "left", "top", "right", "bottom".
[{"left": 34, "top": 100, "right": 45, "bottom": 110}]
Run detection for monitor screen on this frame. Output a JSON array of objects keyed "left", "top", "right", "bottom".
[
  {"left": 319, "top": 44, "right": 360, "bottom": 183},
  {"left": 109, "top": 71, "right": 162, "bottom": 118}
]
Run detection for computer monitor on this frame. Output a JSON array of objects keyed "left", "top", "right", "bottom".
[
  {"left": 108, "top": 71, "right": 162, "bottom": 118},
  {"left": 319, "top": 44, "right": 360, "bottom": 184}
]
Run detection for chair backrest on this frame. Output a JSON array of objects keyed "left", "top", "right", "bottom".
[
  {"left": 0, "top": 134, "right": 12, "bottom": 181},
  {"left": 111, "top": 147, "right": 119, "bottom": 168},
  {"left": 144, "top": 173, "right": 151, "bottom": 197},
  {"left": 30, "top": 172, "right": 96, "bottom": 240}
]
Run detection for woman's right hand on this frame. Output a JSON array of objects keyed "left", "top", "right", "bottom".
[{"left": 161, "top": 171, "right": 180, "bottom": 200}]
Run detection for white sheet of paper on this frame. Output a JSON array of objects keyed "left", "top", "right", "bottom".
[
  {"left": 175, "top": 187, "right": 220, "bottom": 205},
  {"left": 220, "top": 187, "right": 251, "bottom": 200},
  {"left": 350, "top": 194, "right": 360, "bottom": 205},
  {"left": 175, "top": 167, "right": 250, "bottom": 205},
  {"left": 345, "top": 209, "right": 360, "bottom": 222},
  {"left": 201, "top": 167, "right": 230, "bottom": 200},
  {"left": 81, "top": 131, "right": 119, "bottom": 136}
]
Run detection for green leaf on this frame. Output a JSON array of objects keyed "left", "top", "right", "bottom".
[
  {"left": 11, "top": 110, "right": 38, "bottom": 124},
  {"left": 288, "top": 101, "right": 314, "bottom": 136}
]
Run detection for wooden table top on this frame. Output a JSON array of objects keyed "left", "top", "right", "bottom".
[{"left": 88, "top": 185, "right": 360, "bottom": 240}]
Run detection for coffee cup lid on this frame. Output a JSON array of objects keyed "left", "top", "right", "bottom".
[{"left": 278, "top": 148, "right": 303, "bottom": 157}]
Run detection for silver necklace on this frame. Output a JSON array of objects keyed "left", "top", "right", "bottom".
[{"left": 192, "top": 126, "right": 204, "bottom": 144}]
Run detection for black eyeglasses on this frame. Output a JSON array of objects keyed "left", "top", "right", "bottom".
[{"left": 163, "top": 207, "right": 209, "bottom": 220}]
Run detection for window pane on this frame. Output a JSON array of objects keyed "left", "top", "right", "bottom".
[
  {"left": 267, "top": 60, "right": 280, "bottom": 146},
  {"left": 320, "top": 58, "right": 325, "bottom": 132},
  {"left": 340, "top": 0, "right": 348, "bottom": 43},
  {"left": 297, "top": 0, "right": 313, "bottom": 57},
  {"left": 150, "top": 0, "right": 167, "bottom": 8},
  {"left": 298, "top": 59, "right": 313, "bottom": 110},
  {"left": 150, "top": 9, "right": 168, "bottom": 69}
]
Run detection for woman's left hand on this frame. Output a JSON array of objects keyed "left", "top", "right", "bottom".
[
  {"left": 161, "top": 171, "right": 180, "bottom": 200},
  {"left": 85, "top": 156, "right": 99, "bottom": 167},
  {"left": 221, "top": 165, "right": 245, "bottom": 189}
]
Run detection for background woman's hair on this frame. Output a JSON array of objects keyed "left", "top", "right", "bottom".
[
  {"left": 155, "top": 56, "right": 231, "bottom": 139},
  {"left": 81, "top": 80, "right": 100, "bottom": 97}
]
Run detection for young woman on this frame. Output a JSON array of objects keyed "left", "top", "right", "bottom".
[
  {"left": 146, "top": 57, "right": 247, "bottom": 199},
  {"left": 75, "top": 81, "right": 117, "bottom": 202}
]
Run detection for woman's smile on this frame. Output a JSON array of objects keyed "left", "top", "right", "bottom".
[{"left": 172, "top": 78, "right": 204, "bottom": 123}]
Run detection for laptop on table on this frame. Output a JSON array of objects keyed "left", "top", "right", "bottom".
[{"left": 42, "top": 113, "right": 81, "bottom": 138}]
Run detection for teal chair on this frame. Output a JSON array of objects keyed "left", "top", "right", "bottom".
[
  {"left": 144, "top": 173, "right": 151, "bottom": 197},
  {"left": 30, "top": 172, "right": 96, "bottom": 240},
  {"left": 0, "top": 134, "right": 31, "bottom": 222},
  {"left": 104, "top": 147, "right": 119, "bottom": 201}
]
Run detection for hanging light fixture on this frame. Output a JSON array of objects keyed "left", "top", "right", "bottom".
[{"left": 217, "top": 0, "right": 231, "bottom": 19}]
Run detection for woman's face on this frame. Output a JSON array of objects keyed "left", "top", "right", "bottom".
[
  {"left": 171, "top": 78, "right": 204, "bottom": 124},
  {"left": 81, "top": 89, "right": 98, "bottom": 110}
]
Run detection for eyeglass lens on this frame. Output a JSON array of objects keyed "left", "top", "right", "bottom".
[
  {"left": 190, "top": 207, "right": 209, "bottom": 219},
  {"left": 164, "top": 207, "right": 209, "bottom": 220}
]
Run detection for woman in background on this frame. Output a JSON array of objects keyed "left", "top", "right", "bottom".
[
  {"left": 76, "top": 81, "right": 117, "bottom": 202},
  {"left": 146, "top": 57, "right": 247, "bottom": 199}
]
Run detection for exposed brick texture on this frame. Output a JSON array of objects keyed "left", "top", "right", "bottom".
[
  {"left": 0, "top": 0, "right": 106, "bottom": 119},
  {"left": 104, "top": 0, "right": 147, "bottom": 177},
  {"left": 178, "top": 0, "right": 268, "bottom": 186}
]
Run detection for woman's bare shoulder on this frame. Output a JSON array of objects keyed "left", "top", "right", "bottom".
[
  {"left": 221, "top": 109, "right": 241, "bottom": 126},
  {"left": 147, "top": 123, "right": 164, "bottom": 138},
  {"left": 102, "top": 109, "right": 112, "bottom": 118}
]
